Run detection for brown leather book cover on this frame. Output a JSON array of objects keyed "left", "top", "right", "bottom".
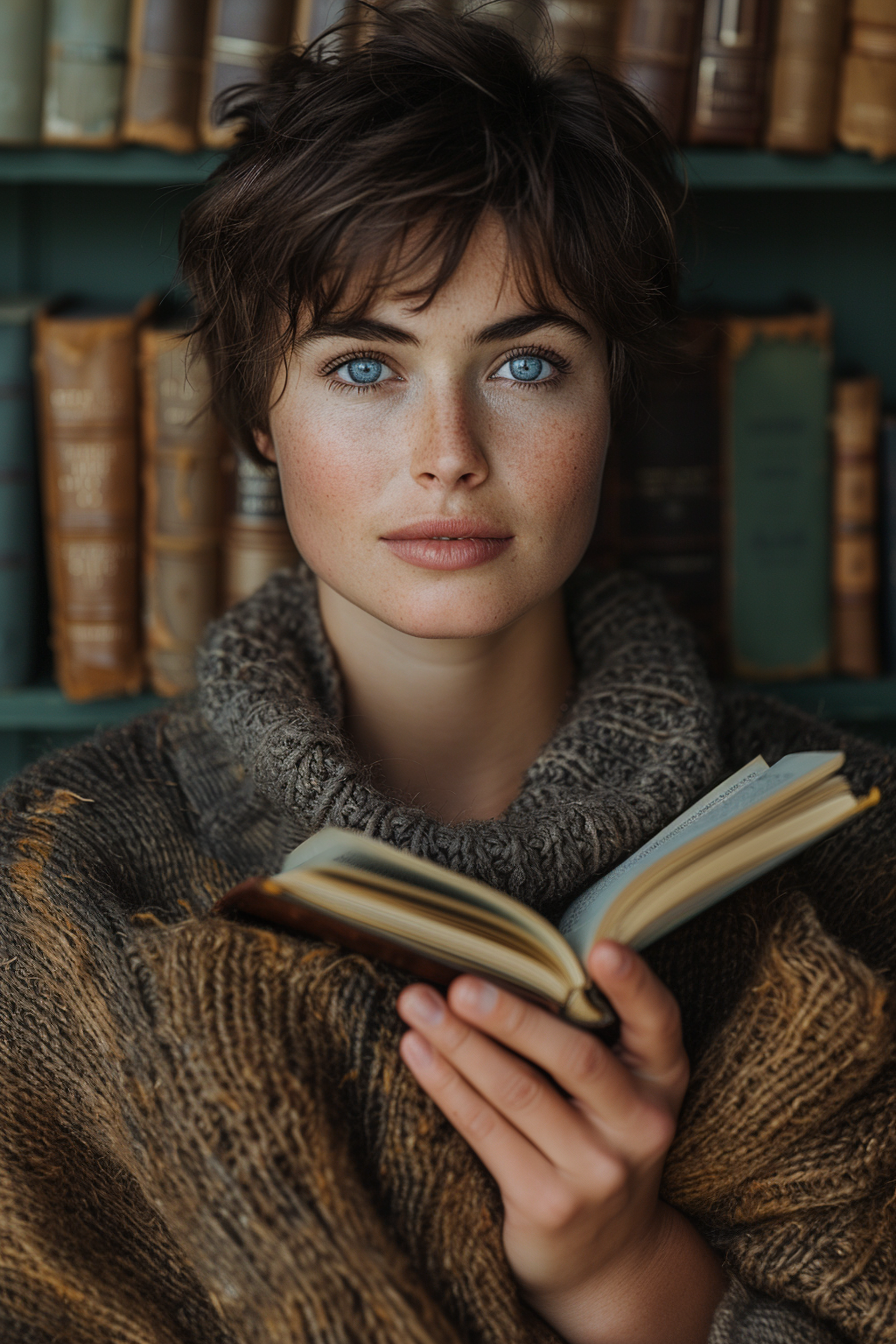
[
  {"left": 688, "top": 0, "right": 775, "bottom": 146},
  {"left": 542, "top": 0, "right": 621, "bottom": 68},
  {"left": 614, "top": 0, "right": 703, "bottom": 139},
  {"left": 42, "top": 0, "right": 130, "bottom": 146},
  {"left": 34, "top": 297, "right": 156, "bottom": 702},
  {"left": 139, "top": 325, "right": 225, "bottom": 696},
  {"left": 765, "top": 0, "right": 849, "bottom": 153},
  {"left": 837, "top": 0, "right": 896, "bottom": 159},
  {"left": 122, "top": 0, "right": 210, "bottom": 152},
  {"left": 199, "top": 0, "right": 295, "bottom": 148},
  {"left": 222, "top": 454, "right": 298, "bottom": 608},
  {"left": 831, "top": 375, "right": 882, "bottom": 677}
]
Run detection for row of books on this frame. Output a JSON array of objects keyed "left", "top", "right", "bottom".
[
  {"left": 590, "top": 310, "right": 895, "bottom": 682},
  {"left": 0, "top": 0, "right": 894, "bottom": 160},
  {"left": 0, "top": 296, "right": 297, "bottom": 700}
]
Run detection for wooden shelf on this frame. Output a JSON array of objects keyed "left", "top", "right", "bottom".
[{"left": 0, "top": 146, "right": 895, "bottom": 189}]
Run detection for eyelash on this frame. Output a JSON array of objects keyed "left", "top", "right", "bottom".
[{"left": 320, "top": 344, "right": 572, "bottom": 395}]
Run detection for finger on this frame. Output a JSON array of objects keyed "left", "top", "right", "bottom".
[
  {"left": 397, "top": 982, "right": 600, "bottom": 1172},
  {"left": 587, "top": 942, "right": 688, "bottom": 1095},
  {"left": 407, "top": 977, "right": 665, "bottom": 1138},
  {"left": 397, "top": 1023, "right": 563, "bottom": 1204}
]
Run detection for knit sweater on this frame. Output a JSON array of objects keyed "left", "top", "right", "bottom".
[{"left": 1, "top": 563, "right": 895, "bottom": 1344}]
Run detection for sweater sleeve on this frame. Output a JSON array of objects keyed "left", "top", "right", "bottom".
[{"left": 708, "top": 1279, "right": 848, "bottom": 1344}]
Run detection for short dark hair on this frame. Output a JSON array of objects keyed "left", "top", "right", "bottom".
[{"left": 179, "top": 1, "right": 683, "bottom": 462}]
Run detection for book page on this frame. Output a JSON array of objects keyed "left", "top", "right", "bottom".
[{"left": 558, "top": 751, "right": 844, "bottom": 953}]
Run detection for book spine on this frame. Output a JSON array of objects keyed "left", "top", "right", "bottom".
[
  {"left": 724, "top": 310, "right": 833, "bottom": 680},
  {"left": 33, "top": 304, "right": 150, "bottom": 701},
  {"left": 0, "top": 309, "right": 41, "bottom": 688},
  {"left": 688, "top": 0, "right": 775, "bottom": 146},
  {"left": 880, "top": 411, "right": 896, "bottom": 673},
  {"left": 613, "top": 317, "right": 725, "bottom": 673},
  {"left": 0, "top": 0, "right": 46, "bottom": 144},
  {"left": 139, "top": 328, "right": 225, "bottom": 696},
  {"left": 541, "top": 0, "right": 621, "bottom": 69},
  {"left": 222, "top": 454, "right": 297, "bottom": 608},
  {"left": 836, "top": 7, "right": 896, "bottom": 160},
  {"left": 831, "top": 376, "right": 882, "bottom": 677},
  {"left": 42, "top": 0, "right": 131, "bottom": 146},
  {"left": 764, "top": 0, "right": 849, "bottom": 153},
  {"left": 122, "top": 0, "right": 209, "bottom": 152},
  {"left": 199, "top": 0, "right": 295, "bottom": 149},
  {"left": 614, "top": 0, "right": 703, "bottom": 138}
]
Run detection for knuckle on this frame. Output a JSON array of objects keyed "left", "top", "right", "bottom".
[
  {"left": 462, "top": 1097, "right": 498, "bottom": 1143},
  {"left": 638, "top": 1103, "right": 677, "bottom": 1159},
  {"left": 497, "top": 1066, "right": 542, "bottom": 1115},
  {"left": 558, "top": 1030, "right": 607, "bottom": 1088},
  {"left": 536, "top": 1184, "right": 580, "bottom": 1233},
  {"left": 496, "top": 992, "right": 530, "bottom": 1038}
]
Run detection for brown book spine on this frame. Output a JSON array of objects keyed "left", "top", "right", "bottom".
[
  {"left": 688, "top": 0, "right": 775, "bottom": 146},
  {"left": 614, "top": 0, "right": 703, "bottom": 138},
  {"left": 34, "top": 299, "right": 155, "bottom": 702},
  {"left": 122, "top": 0, "right": 210, "bottom": 152},
  {"left": 139, "top": 328, "right": 225, "bottom": 696},
  {"left": 199, "top": 0, "right": 295, "bottom": 148},
  {"left": 42, "top": 0, "right": 130, "bottom": 147},
  {"left": 222, "top": 454, "right": 298, "bottom": 608},
  {"left": 836, "top": 0, "right": 896, "bottom": 160},
  {"left": 542, "top": 0, "right": 621, "bottom": 68},
  {"left": 765, "top": 0, "right": 849, "bottom": 153},
  {"left": 831, "top": 375, "right": 882, "bottom": 677}
]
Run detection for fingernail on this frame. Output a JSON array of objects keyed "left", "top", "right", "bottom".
[
  {"left": 454, "top": 977, "right": 498, "bottom": 1014},
  {"left": 402, "top": 1032, "right": 433, "bottom": 1066},
  {"left": 404, "top": 986, "right": 444, "bottom": 1025}
]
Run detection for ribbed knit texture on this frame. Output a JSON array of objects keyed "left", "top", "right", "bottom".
[{"left": 1, "top": 564, "right": 895, "bottom": 1343}]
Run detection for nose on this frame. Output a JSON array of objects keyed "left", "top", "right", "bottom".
[{"left": 409, "top": 383, "right": 489, "bottom": 492}]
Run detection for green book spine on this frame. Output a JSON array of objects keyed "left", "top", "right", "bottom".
[
  {"left": 42, "top": 0, "right": 130, "bottom": 145},
  {"left": 725, "top": 310, "right": 833, "bottom": 679},
  {"left": 0, "top": 300, "right": 44, "bottom": 689},
  {"left": 0, "top": 0, "right": 47, "bottom": 144}
]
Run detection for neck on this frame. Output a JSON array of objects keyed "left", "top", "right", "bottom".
[{"left": 317, "top": 582, "right": 575, "bottom": 824}]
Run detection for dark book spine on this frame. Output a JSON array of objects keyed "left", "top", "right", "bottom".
[
  {"left": 688, "top": 0, "right": 775, "bottom": 146},
  {"left": 831, "top": 376, "right": 882, "bottom": 678},
  {"left": 765, "top": 0, "right": 849, "bottom": 153},
  {"left": 42, "top": 0, "right": 131, "bottom": 146},
  {"left": 122, "top": 0, "right": 210, "bottom": 152},
  {"left": 879, "top": 412, "right": 896, "bottom": 673},
  {"left": 0, "top": 302, "right": 43, "bottom": 688},
  {"left": 0, "top": 0, "right": 46, "bottom": 144},
  {"left": 199, "top": 0, "right": 295, "bottom": 148},
  {"left": 541, "top": 0, "right": 621, "bottom": 69},
  {"left": 614, "top": 0, "right": 703, "bottom": 139}
]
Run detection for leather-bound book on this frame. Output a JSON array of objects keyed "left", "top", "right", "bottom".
[
  {"left": 122, "top": 0, "right": 210, "bottom": 152},
  {"left": 724, "top": 309, "right": 833, "bottom": 680},
  {"left": 542, "top": 0, "right": 620, "bottom": 68},
  {"left": 831, "top": 376, "right": 882, "bottom": 677},
  {"left": 199, "top": 0, "right": 295, "bottom": 148},
  {"left": 614, "top": 0, "right": 703, "bottom": 139},
  {"left": 0, "top": 298, "right": 45, "bottom": 689},
  {"left": 688, "top": 0, "right": 774, "bottom": 146},
  {"left": 139, "top": 324, "right": 225, "bottom": 696},
  {"left": 765, "top": 0, "right": 849, "bottom": 153},
  {"left": 222, "top": 454, "right": 298, "bottom": 608},
  {"left": 42, "top": 0, "right": 131, "bottom": 146},
  {"left": 837, "top": 0, "right": 896, "bottom": 160},
  {"left": 33, "top": 297, "right": 156, "bottom": 702},
  {"left": 0, "top": 0, "right": 46, "bottom": 144}
]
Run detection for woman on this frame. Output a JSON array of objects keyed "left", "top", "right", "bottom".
[{"left": 1, "top": 7, "right": 894, "bottom": 1344}]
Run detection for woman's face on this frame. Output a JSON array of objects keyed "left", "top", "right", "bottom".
[{"left": 255, "top": 211, "right": 611, "bottom": 639}]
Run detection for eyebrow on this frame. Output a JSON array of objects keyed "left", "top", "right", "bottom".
[{"left": 293, "top": 309, "right": 593, "bottom": 351}]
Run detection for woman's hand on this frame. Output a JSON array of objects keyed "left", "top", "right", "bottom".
[{"left": 395, "top": 941, "right": 728, "bottom": 1344}]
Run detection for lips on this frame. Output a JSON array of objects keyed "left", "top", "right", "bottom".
[{"left": 380, "top": 518, "right": 513, "bottom": 571}]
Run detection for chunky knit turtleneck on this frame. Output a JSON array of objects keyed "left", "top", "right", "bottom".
[{"left": 2, "top": 565, "right": 896, "bottom": 1344}]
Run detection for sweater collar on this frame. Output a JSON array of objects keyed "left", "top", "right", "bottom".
[{"left": 196, "top": 562, "right": 721, "bottom": 919}]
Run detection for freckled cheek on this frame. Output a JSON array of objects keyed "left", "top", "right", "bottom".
[{"left": 277, "top": 443, "right": 382, "bottom": 557}]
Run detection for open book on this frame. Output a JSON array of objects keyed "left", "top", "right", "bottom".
[{"left": 212, "top": 751, "right": 878, "bottom": 1036}]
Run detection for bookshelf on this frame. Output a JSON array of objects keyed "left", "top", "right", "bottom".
[{"left": 2, "top": 143, "right": 896, "bottom": 786}]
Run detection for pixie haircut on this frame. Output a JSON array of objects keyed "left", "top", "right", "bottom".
[{"left": 179, "top": 1, "right": 683, "bottom": 463}]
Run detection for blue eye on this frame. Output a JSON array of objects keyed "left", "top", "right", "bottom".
[
  {"left": 342, "top": 357, "right": 386, "bottom": 384},
  {"left": 495, "top": 355, "right": 552, "bottom": 383}
]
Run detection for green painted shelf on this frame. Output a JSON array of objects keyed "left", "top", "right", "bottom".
[
  {"left": 0, "top": 146, "right": 895, "bottom": 188},
  {"left": 0, "top": 686, "right": 164, "bottom": 731}
]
